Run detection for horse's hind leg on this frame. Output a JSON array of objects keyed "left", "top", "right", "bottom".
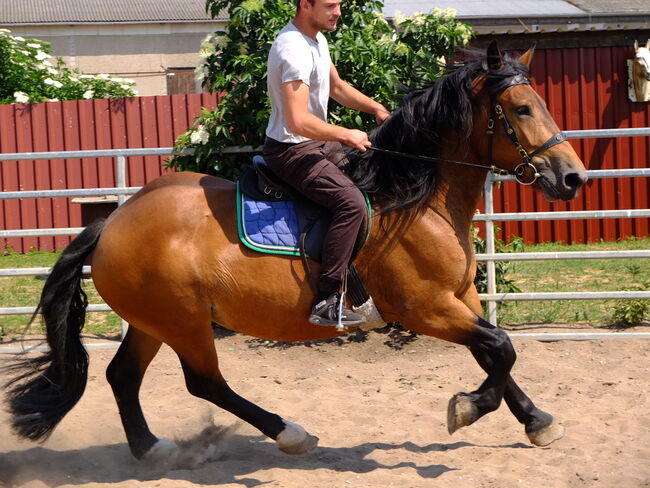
[
  {"left": 467, "top": 327, "right": 565, "bottom": 446},
  {"left": 106, "top": 326, "right": 164, "bottom": 459},
  {"left": 172, "top": 327, "right": 318, "bottom": 455}
]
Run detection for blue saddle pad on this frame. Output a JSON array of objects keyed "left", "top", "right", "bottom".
[
  {"left": 236, "top": 181, "right": 371, "bottom": 260},
  {"left": 237, "top": 182, "right": 304, "bottom": 256}
]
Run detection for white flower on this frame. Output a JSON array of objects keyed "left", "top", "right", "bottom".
[
  {"left": 190, "top": 125, "right": 210, "bottom": 145},
  {"left": 131, "top": 89, "right": 139, "bottom": 95},
  {"left": 44, "top": 78, "right": 63, "bottom": 88},
  {"left": 49, "top": 98, "right": 59, "bottom": 102},
  {"left": 97, "top": 73, "right": 110, "bottom": 79},
  {"left": 68, "top": 76, "right": 80, "bottom": 83},
  {"left": 43, "top": 60, "right": 53, "bottom": 67},
  {"left": 47, "top": 67, "right": 59, "bottom": 75},
  {"left": 111, "top": 77, "right": 124, "bottom": 83},
  {"left": 119, "top": 84, "right": 132, "bottom": 90},
  {"left": 79, "top": 74, "right": 94, "bottom": 79},
  {"left": 82, "top": 90, "right": 94, "bottom": 99},
  {"left": 393, "top": 10, "right": 405, "bottom": 25},
  {"left": 412, "top": 12, "right": 426, "bottom": 26},
  {"left": 213, "top": 34, "right": 229, "bottom": 49},
  {"left": 13, "top": 91, "right": 29, "bottom": 103},
  {"left": 122, "top": 78, "right": 135, "bottom": 84},
  {"left": 200, "top": 42, "right": 216, "bottom": 59},
  {"left": 443, "top": 8, "right": 457, "bottom": 19},
  {"left": 195, "top": 64, "right": 209, "bottom": 81},
  {"left": 27, "top": 42, "right": 41, "bottom": 48},
  {"left": 14, "top": 36, "right": 25, "bottom": 42},
  {"left": 35, "top": 51, "right": 50, "bottom": 61}
]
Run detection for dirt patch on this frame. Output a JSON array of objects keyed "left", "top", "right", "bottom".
[{"left": 1, "top": 325, "right": 649, "bottom": 488}]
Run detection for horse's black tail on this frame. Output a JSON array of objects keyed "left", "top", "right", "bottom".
[{"left": 3, "top": 218, "right": 106, "bottom": 441}]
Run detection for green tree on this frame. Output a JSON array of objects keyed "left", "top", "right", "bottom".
[
  {"left": 169, "top": 0, "right": 472, "bottom": 179},
  {"left": 0, "top": 29, "right": 137, "bottom": 104}
]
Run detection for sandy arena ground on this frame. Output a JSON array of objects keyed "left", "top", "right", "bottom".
[{"left": 1, "top": 324, "right": 649, "bottom": 488}]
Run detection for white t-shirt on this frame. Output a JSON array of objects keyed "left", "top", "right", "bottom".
[{"left": 266, "top": 22, "right": 332, "bottom": 144}]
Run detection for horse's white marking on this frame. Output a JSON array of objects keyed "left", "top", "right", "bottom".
[
  {"left": 276, "top": 420, "right": 319, "bottom": 454},
  {"left": 628, "top": 39, "right": 650, "bottom": 102},
  {"left": 142, "top": 438, "right": 180, "bottom": 466},
  {"left": 353, "top": 296, "right": 387, "bottom": 331}
]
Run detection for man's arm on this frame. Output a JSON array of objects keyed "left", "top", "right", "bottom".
[
  {"left": 329, "top": 64, "right": 390, "bottom": 125},
  {"left": 282, "top": 80, "right": 371, "bottom": 151}
]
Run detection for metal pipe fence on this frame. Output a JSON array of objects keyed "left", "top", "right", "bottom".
[{"left": 0, "top": 128, "right": 648, "bottom": 338}]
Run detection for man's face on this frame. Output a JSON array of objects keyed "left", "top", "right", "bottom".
[{"left": 303, "top": 0, "right": 342, "bottom": 32}]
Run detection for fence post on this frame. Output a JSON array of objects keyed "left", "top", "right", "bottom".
[
  {"left": 116, "top": 156, "right": 127, "bottom": 207},
  {"left": 115, "top": 155, "right": 129, "bottom": 338},
  {"left": 484, "top": 175, "right": 498, "bottom": 326}
]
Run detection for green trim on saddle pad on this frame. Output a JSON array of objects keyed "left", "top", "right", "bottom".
[{"left": 236, "top": 181, "right": 372, "bottom": 257}]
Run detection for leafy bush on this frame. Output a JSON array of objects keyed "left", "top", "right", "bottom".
[
  {"left": 0, "top": 29, "right": 137, "bottom": 104},
  {"left": 169, "top": 0, "right": 473, "bottom": 179}
]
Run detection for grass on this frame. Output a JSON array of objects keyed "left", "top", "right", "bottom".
[
  {"left": 0, "top": 249, "right": 122, "bottom": 341},
  {"left": 1, "top": 238, "right": 648, "bottom": 341},
  {"left": 497, "top": 237, "right": 650, "bottom": 328}
]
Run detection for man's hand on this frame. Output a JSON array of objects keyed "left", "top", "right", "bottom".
[
  {"left": 341, "top": 128, "right": 371, "bottom": 152},
  {"left": 374, "top": 105, "right": 391, "bottom": 125}
]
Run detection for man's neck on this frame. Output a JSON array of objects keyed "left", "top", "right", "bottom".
[{"left": 292, "top": 15, "right": 319, "bottom": 41}]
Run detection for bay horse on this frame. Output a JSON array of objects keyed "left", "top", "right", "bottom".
[{"left": 4, "top": 42, "right": 587, "bottom": 463}]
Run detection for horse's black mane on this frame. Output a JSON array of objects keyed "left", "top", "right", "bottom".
[{"left": 344, "top": 49, "right": 530, "bottom": 216}]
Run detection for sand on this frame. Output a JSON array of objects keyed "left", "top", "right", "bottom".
[{"left": 1, "top": 325, "right": 649, "bottom": 488}]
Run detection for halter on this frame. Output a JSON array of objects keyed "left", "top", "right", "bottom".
[
  {"left": 368, "top": 73, "right": 568, "bottom": 185},
  {"left": 486, "top": 74, "right": 567, "bottom": 184}
]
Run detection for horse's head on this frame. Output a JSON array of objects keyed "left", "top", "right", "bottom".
[
  {"left": 633, "top": 40, "right": 650, "bottom": 81},
  {"left": 472, "top": 42, "right": 587, "bottom": 201}
]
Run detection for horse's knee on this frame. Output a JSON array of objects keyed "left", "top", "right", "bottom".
[{"left": 477, "top": 317, "right": 516, "bottom": 371}]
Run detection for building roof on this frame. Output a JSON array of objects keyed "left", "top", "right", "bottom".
[
  {"left": 381, "top": 0, "right": 650, "bottom": 35},
  {"left": 0, "top": 0, "right": 226, "bottom": 25}
]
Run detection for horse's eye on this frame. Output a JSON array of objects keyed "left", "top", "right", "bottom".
[{"left": 516, "top": 105, "right": 532, "bottom": 116}]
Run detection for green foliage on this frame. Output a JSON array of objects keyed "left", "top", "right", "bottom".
[
  {"left": 0, "top": 29, "right": 137, "bottom": 104},
  {"left": 610, "top": 268, "right": 649, "bottom": 327},
  {"left": 169, "top": 0, "right": 473, "bottom": 178}
]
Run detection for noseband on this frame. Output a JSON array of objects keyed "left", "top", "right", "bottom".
[
  {"left": 368, "top": 72, "right": 568, "bottom": 186},
  {"left": 486, "top": 74, "right": 567, "bottom": 184}
]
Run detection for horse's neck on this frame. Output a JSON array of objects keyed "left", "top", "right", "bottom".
[{"left": 431, "top": 147, "right": 488, "bottom": 229}]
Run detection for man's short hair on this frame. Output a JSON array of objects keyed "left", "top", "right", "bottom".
[{"left": 296, "top": 0, "right": 315, "bottom": 11}]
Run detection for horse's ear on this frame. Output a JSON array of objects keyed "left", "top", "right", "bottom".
[
  {"left": 486, "top": 40, "right": 504, "bottom": 71},
  {"left": 635, "top": 40, "right": 640, "bottom": 51},
  {"left": 646, "top": 39, "right": 650, "bottom": 49},
  {"left": 518, "top": 45, "right": 536, "bottom": 67}
]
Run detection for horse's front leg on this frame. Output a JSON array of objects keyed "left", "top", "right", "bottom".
[
  {"left": 467, "top": 320, "right": 565, "bottom": 447},
  {"left": 460, "top": 288, "right": 565, "bottom": 446},
  {"left": 445, "top": 315, "right": 517, "bottom": 436}
]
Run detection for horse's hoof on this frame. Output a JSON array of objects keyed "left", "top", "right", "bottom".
[
  {"left": 447, "top": 393, "right": 479, "bottom": 435},
  {"left": 527, "top": 420, "right": 565, "bottom": 447},
  {"left": 142, "top": 438, "right": 179, "bottom": 465},
  {"left": 276, "top": 420, "right": 319, "bottom": 454}
]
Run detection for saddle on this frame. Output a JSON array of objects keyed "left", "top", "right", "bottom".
[
  {"left": 237, "top": 155, "right": 370, "bottom": 262},
  {"left": 236, "top": 156, "right": 372, "bottom": 307}
]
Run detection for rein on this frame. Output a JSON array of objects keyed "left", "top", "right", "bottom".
[{"left": 368, "top": 74, "right": 568, "bottom": 186}]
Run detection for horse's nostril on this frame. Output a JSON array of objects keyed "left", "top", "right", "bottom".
[{"left": 565, "top": 172, "right": 587, "bottom": 190}]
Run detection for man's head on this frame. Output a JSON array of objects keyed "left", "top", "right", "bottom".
[{"left": 295, "top": 0, "right": 342, "bottom": 32}]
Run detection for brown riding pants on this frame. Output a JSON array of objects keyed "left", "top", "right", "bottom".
[{"left": 263, "top": 137, "right": 366, "bottom": 297}]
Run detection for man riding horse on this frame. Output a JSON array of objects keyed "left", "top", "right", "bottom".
[{"left": 263, "top": 0, "right": 390, "bottom": 327}]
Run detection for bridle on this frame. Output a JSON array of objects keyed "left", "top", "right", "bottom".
[{"left": 368, "top": 73, "right": 568, "bottom": 185}]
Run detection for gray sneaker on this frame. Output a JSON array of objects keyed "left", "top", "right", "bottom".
[{"left": 309, "top": 293, "right": 365, "bottom": 327}]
